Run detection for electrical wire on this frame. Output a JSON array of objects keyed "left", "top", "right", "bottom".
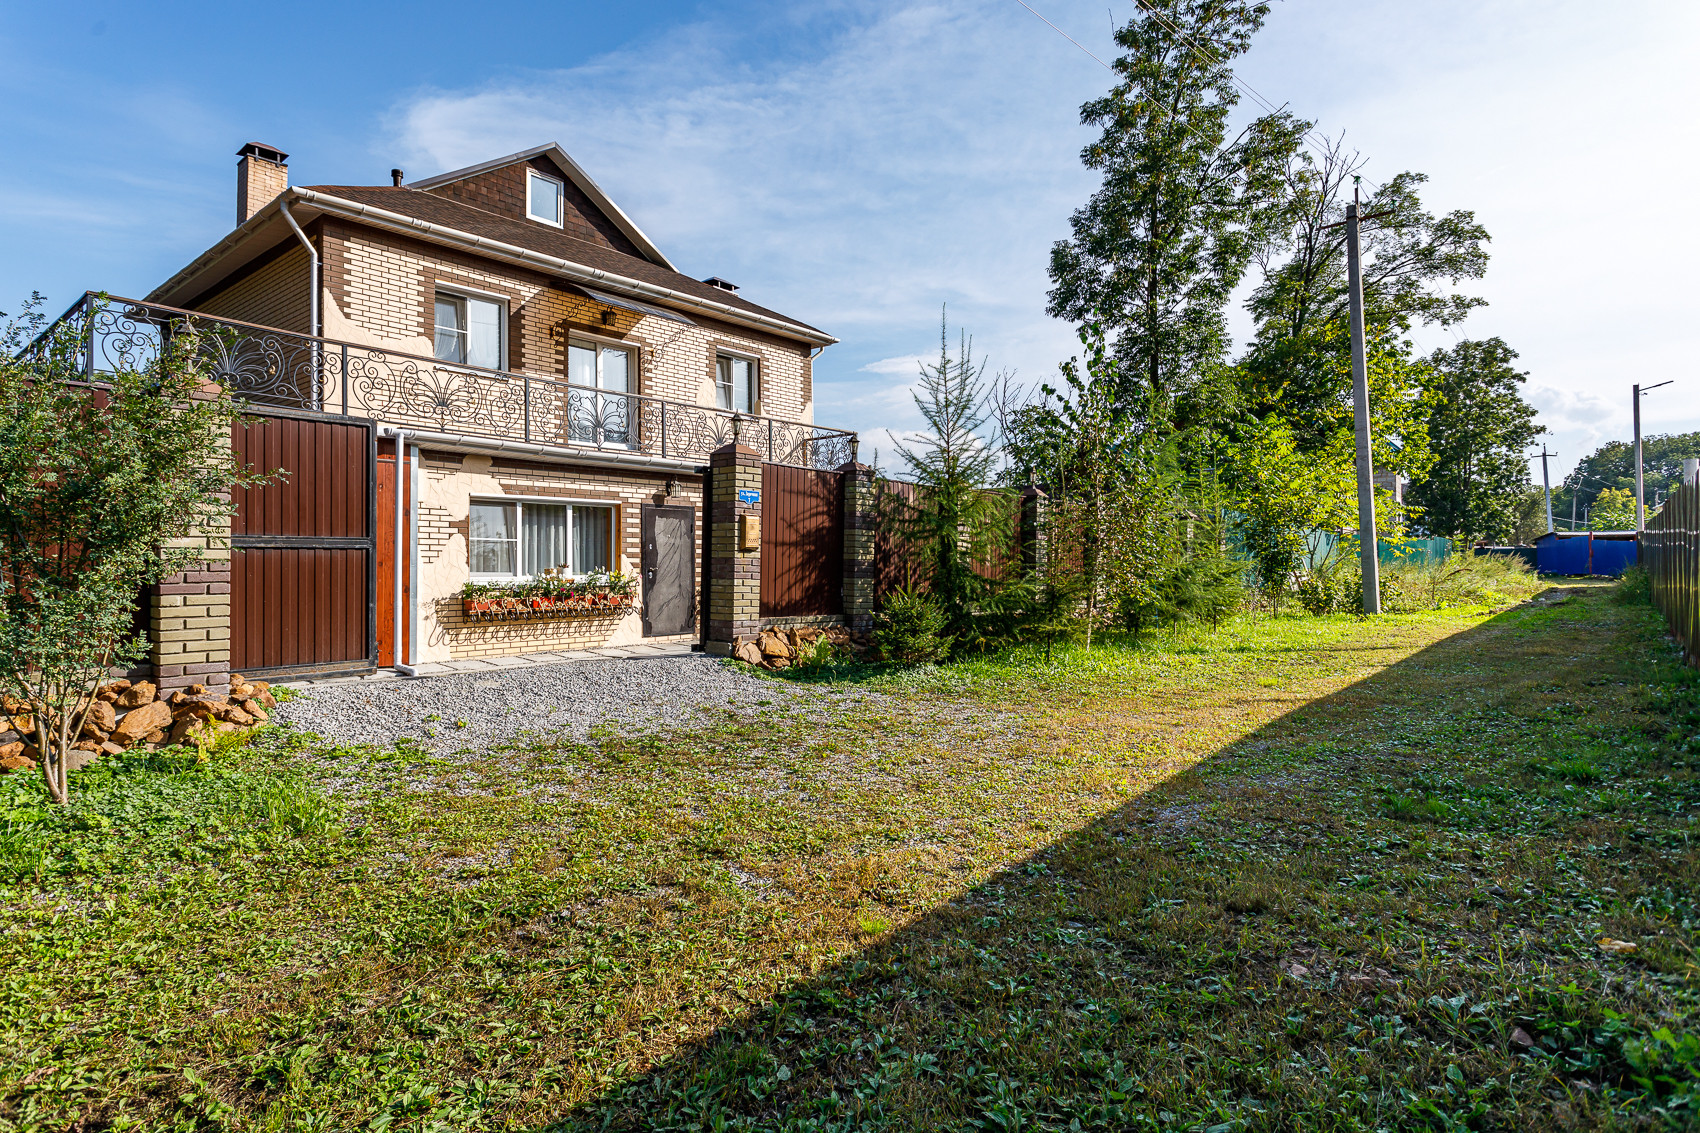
[
  {"left": 1130, "top": 0, "right": 1331, "bottom": 154},
  {"left": 1011, "top": 0, "right": 1112, "bottom": 69}
]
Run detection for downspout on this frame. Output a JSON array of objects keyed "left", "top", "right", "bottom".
[
  {"left": 278, "top": 197, "right": 323, "bottom": 410},
  {"left": 277, "top": 197, "right": 320, "bottom": 338},
  {"left": 381, "top": 426, "right": 417, "bottom": 677}
]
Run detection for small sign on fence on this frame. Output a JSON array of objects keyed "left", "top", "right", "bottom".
[{"left": 737, "top": 488, "right": 761, "bottom": 505}]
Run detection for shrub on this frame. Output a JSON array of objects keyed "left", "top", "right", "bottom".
[
  {"left": 872, "top": 589, "right": 952, "bottom": 664},
  {"left": 1615, "top": 564, "right": 1652, "bottom": 606}
]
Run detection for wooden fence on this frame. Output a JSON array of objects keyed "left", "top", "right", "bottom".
[{"left": 1644, "top": 479, "right": 1699, "bottom": 665}]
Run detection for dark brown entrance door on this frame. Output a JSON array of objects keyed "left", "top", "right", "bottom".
[
  {"left": 641, "top": 504, "right": 696, "bottom": 637},
  {"left": 230, "top": 412, "right": 376, "bottom": 680}
]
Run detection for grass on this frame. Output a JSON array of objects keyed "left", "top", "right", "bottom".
[{"left": 2, "top": 580, "right": 1698, "bottom": 1130}]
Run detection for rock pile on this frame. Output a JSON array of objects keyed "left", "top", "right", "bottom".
[
  {"left": 732, "top": 624, "right": 868, "bottom": 671},
  {"left": 0, "top": 673, "right": 278, "bottom": 774}
]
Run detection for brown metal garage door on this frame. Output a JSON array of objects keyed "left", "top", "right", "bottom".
[{"left": 230, "top": 412, "right": 376, "bottom": 680}]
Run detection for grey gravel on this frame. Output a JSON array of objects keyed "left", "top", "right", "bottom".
[{"left": 272, "top": 655, "right": 839, "bottom": 752}]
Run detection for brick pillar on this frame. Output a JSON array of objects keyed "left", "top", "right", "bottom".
[
  {"left": 150, "top": 508, "right": 233, "bottom": 697},
  {"left": 705, "top": 442, "right": 763, "bottom": 655},
  {"left": 840, "top": 460, "right": 877, "bottom": 632},
  {"left": 1020, "top": 483, "right": 1048, "bottom": 576}
]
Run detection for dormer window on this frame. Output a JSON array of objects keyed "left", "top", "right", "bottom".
[{"left": 527, "top": 169, "right": 564, "bottom": 227}]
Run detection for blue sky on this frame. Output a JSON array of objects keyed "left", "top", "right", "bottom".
[{"left": 3, "top": 0, "right": 1695, "bottom": 482}]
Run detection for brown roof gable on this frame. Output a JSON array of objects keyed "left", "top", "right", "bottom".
[{"left": 300, "top": 184, "right": 827, "bottom": 339}]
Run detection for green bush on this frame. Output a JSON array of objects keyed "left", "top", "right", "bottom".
[
  {"left": 1615, "top": 564, "right": 1652, "bottom": 605},
  {"left": 872, "top": 589, "right": 952, "bottom": 664}
]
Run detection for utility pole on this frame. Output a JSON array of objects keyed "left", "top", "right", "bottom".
[
  {"left": 1569, "top": 475, "right": 1578, "bottom": 532},
  {"left": 1345, "top": 182, "right": 1380, "bottom": 613},
  {"left": 1636, "top": 380, "right": 1674, "bottom": 532},
  {"left": 1539, "top": 447, "right": 1555, "bottom": 534}
]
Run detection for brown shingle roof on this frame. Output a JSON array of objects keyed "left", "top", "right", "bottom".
[{"left": 301, "top": 185, "right": 826, "bottom": 340}]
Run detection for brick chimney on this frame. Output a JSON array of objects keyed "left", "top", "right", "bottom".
[{"left": 236, "top": 142, "right": 289, "bottom": 225}]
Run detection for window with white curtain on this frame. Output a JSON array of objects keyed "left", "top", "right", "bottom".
[
  {"left": 434, "top": 291, "right": 504, "bottom": 370},
  {"left": 716, "top": 354, "right": 756, "bottom": 413},
  {"left": 469, "top": 499, "right": 614, "bottom": 579}
]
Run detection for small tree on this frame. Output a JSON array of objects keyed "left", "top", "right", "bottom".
[
  {"left": 879, "top": 313, "right": 1013, "bottom": 647},
  {"left": 1227, "top": 417, "right": 1353, "bottom": 609},
  {"left": 1, "top": 297, "right": 263, "bottom": 804},
  {"left": 1013, "top": 323, "right": 1181, "bottom": 646}
]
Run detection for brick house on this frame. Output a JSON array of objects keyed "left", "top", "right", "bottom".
[{"left": 62, "top": 141, "right": 857, "bottom": 688}]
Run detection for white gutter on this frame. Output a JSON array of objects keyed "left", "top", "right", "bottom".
[
  {"left": 277, "top": 199, "right": 320, "bottom": 338},
  {"left": 399, "top": 428, "right": 705, "bottom": 474},
  {"left": 289, "top": 188, "right": 837, "bottom": 347},
  {"left": 379, "top": 426, "right": 418, "bottom": 677}
]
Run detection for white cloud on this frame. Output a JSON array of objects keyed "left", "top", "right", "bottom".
[
  {"left": 384, "top": 0, "right": 1700, "bottom": 478},
  {"left": 858, "top": 355, "right": 927, "bottom": 375}
]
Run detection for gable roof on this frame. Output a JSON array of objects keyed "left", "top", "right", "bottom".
[
  {"left": 407, "top": 143, "right": 676, "bottom": 270},
  {"left": 146, "top": 184, "right": 835, "bottom": 346}
]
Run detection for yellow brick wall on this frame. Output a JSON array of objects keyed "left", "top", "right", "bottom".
[
  {"left": 322, "top": 226, "right": 816, "bottom": 425},
  {"left": 413, "top": 450, "right": 703, "bottom": 661},
  {"left": 197, "top": 244, "right": 312, "bottom": 334}
]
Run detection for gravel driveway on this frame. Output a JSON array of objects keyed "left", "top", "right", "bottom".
[{"left": 273, "top": 655, "right": 840, "bottom": 753}]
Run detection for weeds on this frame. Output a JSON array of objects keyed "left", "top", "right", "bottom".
[{"left": 2, "top": 583, "right": 1695, "bottom": 1130}]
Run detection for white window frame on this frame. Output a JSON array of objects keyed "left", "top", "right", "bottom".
[
  {"left": 433, "top": 287, "right": 507, "bottom": 371},
  {"left": 715, "top": 350, "right": 759, "bottom": 414},
  {"left": 566, "top": 333, "right": 637, "bottom": 389},
  {"left": 526, "top": 169, "right": 565, "bottom": 228},
  {"left": 467, "top": 495, "right": 619, "bottom": 581}
]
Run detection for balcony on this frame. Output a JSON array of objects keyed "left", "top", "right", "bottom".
[{"left": 38, "top": 293, "right": 857, "bottom": 471}]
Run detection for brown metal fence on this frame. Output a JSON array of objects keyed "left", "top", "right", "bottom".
[
  {"left": 230, "top": 413, "right": 376, "bottom": 678},
  {"left": 872, "top": 480, "right": 1023, "bottom": 600},
  {"left": 760, "top": 464, "right": 844, "bottom": 618},
  {"left": 1644, "top": 480, "right": 1699, "bottom": 665}
]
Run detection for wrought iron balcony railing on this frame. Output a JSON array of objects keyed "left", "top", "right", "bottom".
[{"left": 34, "top": 293, "right": 856, "bottom": 471}]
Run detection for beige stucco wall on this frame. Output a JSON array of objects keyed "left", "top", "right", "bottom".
[{"left": 412, "top": 449, "right": 702, "bottom": 661}]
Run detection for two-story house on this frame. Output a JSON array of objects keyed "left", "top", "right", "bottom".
[{"left": 69, "top": 141, "right": 851, "bottom": 684}]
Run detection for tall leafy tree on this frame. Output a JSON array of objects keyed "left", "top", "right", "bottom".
[
  {"left": 1405, "top": 338, "right": 1544, "bottom": 542},
  {"left": 1047, "top": 0, "right": 1307, "bottom": 414},
  {"left": 1237, "top": 136, "right": 1492, "bottom": 471},
  {"left": 1554, "top": 431, "right": 1700, "bottom": 524}
]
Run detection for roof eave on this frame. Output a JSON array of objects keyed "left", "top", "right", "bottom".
[
  {"left": 150, "top": 187, "right": 837, "bottom": 348},
  {"left": 405, "top": 142, "right": 678, "bottom": 272}
]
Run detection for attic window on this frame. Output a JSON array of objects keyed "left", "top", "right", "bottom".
[{"left": 527, "top": 169, "right": 564, "bottom": 227}]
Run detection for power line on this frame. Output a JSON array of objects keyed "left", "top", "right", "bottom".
[
  {"left": 1011, "top": 0, "right": 1112, "bottom": 69},
  {"left": 1130, "top": 0, "right": 1330, "bottom": 154}
]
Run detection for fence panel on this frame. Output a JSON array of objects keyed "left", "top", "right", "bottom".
[
  {"left": 1645, "top": 481, "right": 1699, "bottom": 665},
  {"left": 759, "top": 464, "right": 844, "bottom": 618},
  {"left": 871, "top": 480, "right": 1023, "bottom": 599}
]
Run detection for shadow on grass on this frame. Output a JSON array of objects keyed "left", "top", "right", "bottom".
[{"left": 543, "top": 591, "right": 1694, "bottom": 1130}]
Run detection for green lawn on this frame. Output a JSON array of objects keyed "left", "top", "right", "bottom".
[{"left": 3, "top": 582, "right": 1697, "bottom": 1131}]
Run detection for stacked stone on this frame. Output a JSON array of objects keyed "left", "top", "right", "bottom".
[{"left": 0, "top": 674, "right": 277, "bottom": 775}]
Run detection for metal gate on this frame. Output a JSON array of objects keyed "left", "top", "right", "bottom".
[
  {"left": 230, "top": 412, "right": 376, "bottom": 679},
  {"left": 641, "top": 504, "right": 696, "bottom": 637},
  {"left": 760, "top": 464, "right": 844, "bottom": 618}
]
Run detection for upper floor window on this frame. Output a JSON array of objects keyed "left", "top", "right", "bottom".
[
  {"left": 527, "top": 169, "right": 564, "bottom": 227},
  {"left": 434, "top": 290, "right": 504, "bottom": 370},
  {"left": 716, "top": 354, "right": 756, "bottom": 414}
]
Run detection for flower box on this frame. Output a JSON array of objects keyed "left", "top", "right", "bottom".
[{"left": 461, "top": 572, "right": 638, "bottom": 622}]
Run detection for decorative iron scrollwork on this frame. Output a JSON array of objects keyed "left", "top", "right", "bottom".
[{"left": 36, "top": 293, "right": 856, "bottom": 470}]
